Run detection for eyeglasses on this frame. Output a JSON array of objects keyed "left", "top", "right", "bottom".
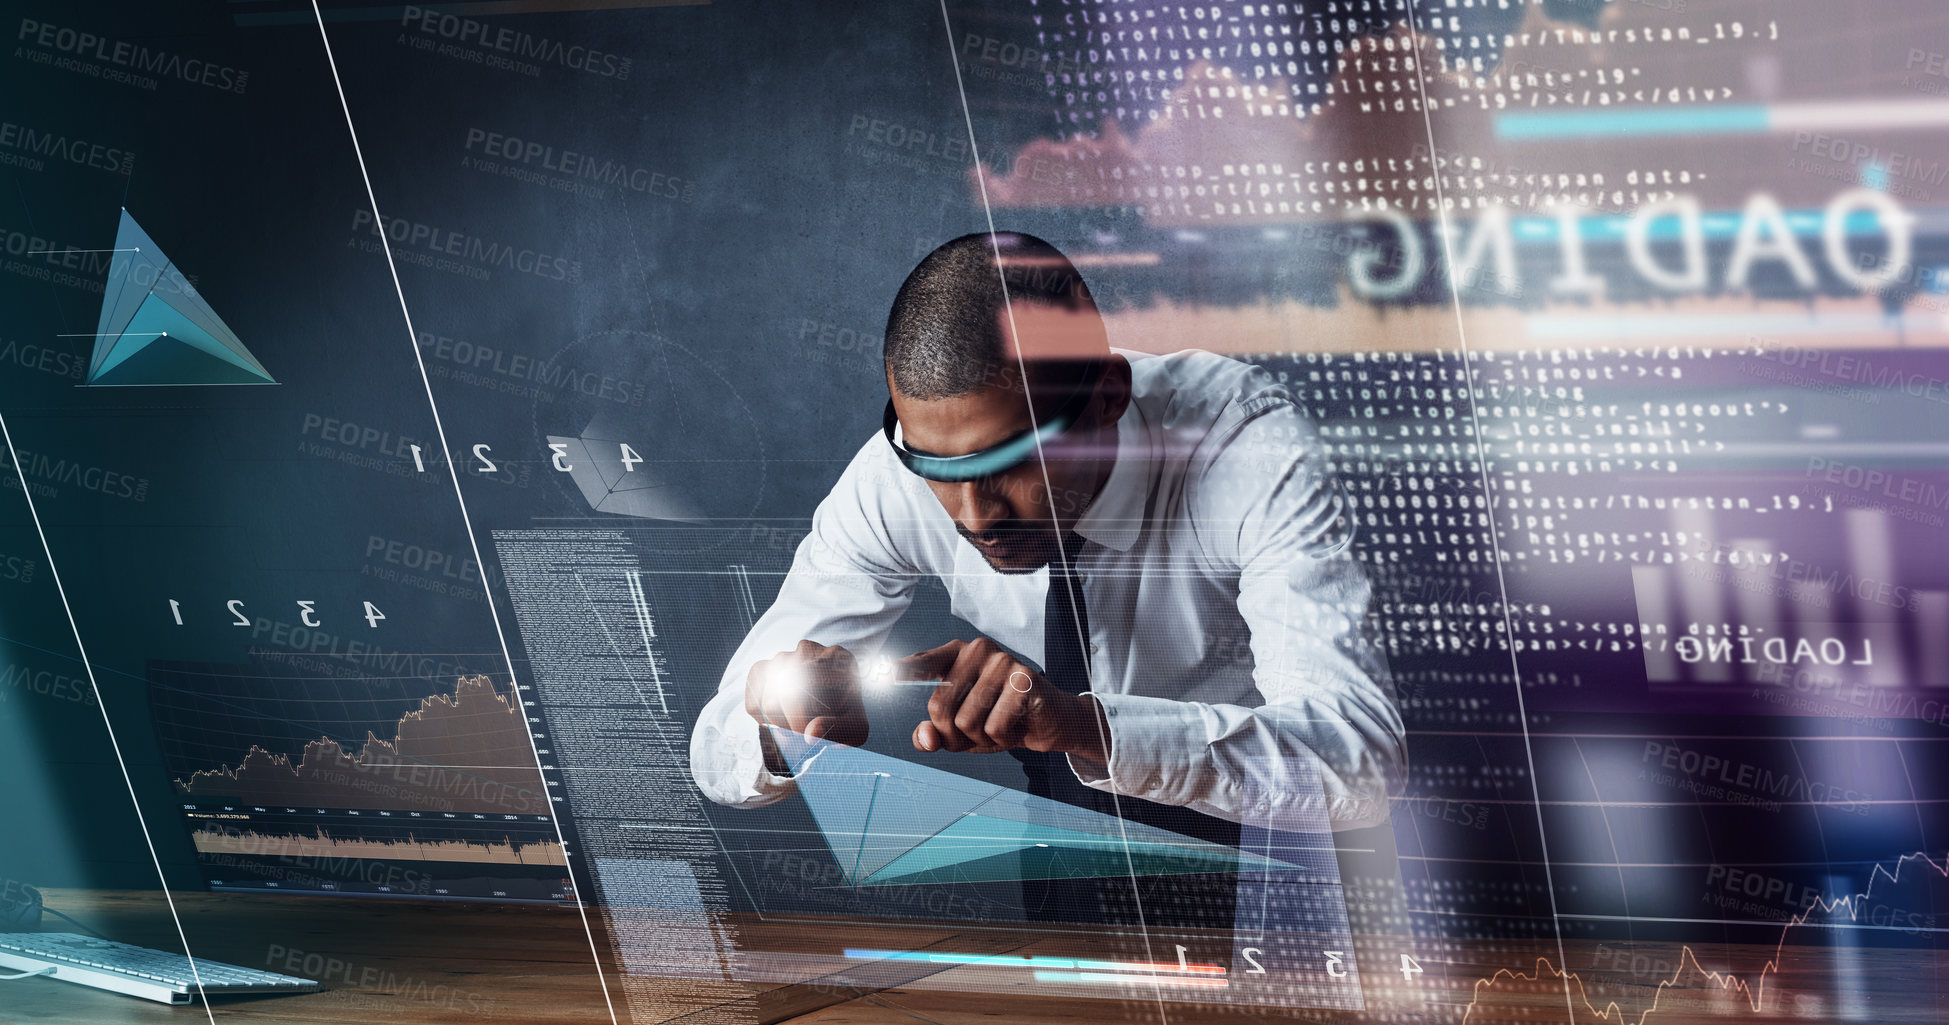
[{"left": 882, "top": 366, "right": 1102, "bottom": 484}]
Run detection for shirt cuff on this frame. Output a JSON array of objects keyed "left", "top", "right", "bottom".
[
  {"left": 700, "top": 714, "right": 824, "bottom": 807},
  {"left": 751, "top": 764, "right": 799, "bottom": 798},
  {"left": 1065, "top": 692, "right": 1206, "bottom": 807}
]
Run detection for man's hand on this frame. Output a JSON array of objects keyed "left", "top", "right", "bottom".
[
  {"left": 897, "top": 638, "right": 1111, "bottom": 764},
  {"left": 746, "top": 641, "right": 868, "bottom": 773}
]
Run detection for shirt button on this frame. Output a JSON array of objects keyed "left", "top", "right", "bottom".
[{"left": 1088, "top": 642, "right": 1100, "bottom": 654}]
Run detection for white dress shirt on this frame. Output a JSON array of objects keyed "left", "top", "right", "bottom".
[{"left": 690, "top": 349, "right": 1405, "bottom": 830}]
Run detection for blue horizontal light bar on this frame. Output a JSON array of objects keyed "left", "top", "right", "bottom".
[
  {"left": 843, "top": 949, "right": 1078, "bottom": 969},
  {"left": 1507, "top": 210, "right": 1888, "bottom": 242},
  {"left": 1497, "top": 105, "right": 1771, "bottom": 140}
]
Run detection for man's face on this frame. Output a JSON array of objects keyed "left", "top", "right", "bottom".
[{"left": 890, "top": 374, "right": 1117, "bottom": 573}]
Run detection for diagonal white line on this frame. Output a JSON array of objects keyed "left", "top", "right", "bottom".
[
  {"left": 304, "top": 5, "right": 618, "bottom": 1022},
  {"left": 0, "top": 411, "right": 217, "bottom": 1022},
  {"left": 1398, "top": 11, "right": 1574, "bottom": 1023},
  {"left": 931, "top": 4, "right": 1170, "bottom": 1022}
]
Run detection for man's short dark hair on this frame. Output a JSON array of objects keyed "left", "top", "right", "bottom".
[{"left": 884, "top": 232, "right": 1104, "bottom": 401}]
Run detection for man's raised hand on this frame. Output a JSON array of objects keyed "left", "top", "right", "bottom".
[
  {"left": 896, "top": 638, "right": 1108, "bottom": 763},
  {"left": 745, "top": 640, "right": 869, "bottom": 749}
]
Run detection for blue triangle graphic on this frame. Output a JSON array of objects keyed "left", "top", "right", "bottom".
[
  {"left": 776, "top": 731, "right": 1298, "bottom": 886},
  {"left": 88, "top": 210, "right": 272, "bottom": 386},
  {"left": 863, "top": 812, "right": 1280, "bottom": 886}
]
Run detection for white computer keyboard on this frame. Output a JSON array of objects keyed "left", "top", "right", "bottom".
[{"left": 0, "top": 932, "right": 320, "bottom": 1005}]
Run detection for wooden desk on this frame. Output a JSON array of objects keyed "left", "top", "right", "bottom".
[
  {"left": 9, "top": 890, "right": 1940, "bottom": 1024},
  {"left": 13, "top": 889, "right": 616, "bottom": 1024},
  {"left": 10, "top": 890, "right": 1056, "bottom": 1025}
]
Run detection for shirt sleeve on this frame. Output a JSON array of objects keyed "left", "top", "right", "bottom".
[
  {"left": 690, "top": 442, "right": 924, "bottom": 808},
  {"left": 1071, "top": 396, "right": 1406, "bottom": 831}
]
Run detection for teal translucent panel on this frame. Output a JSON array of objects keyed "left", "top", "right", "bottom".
[{"left": 778, "top": 731, "right": 1300, "bottom": 886}]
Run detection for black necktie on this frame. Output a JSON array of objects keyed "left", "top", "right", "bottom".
[
  {"left": 1018, "top": 532, "right": 1102, "bottom": 921},
  {"left": 1041, "top": 532, "right": 1092, "bottom": 697},
  {"left": 1016, "top": 534, "right": 1093, "bottom": 797}
]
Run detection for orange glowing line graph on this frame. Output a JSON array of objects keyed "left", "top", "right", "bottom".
[{"left": 1459, "top": 850, "right": 1949, "bottom": 1025}]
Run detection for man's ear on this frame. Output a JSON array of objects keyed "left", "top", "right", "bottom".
[{"left": 1093, "top": 354, "right": 1132, "bottom": 427}]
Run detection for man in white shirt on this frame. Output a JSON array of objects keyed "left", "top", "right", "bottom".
[{"left": 690, "top": 233, "right": 1403, "bottom": 920}]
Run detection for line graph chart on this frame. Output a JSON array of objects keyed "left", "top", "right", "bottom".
[
  {"left": 1459, "top": 849, "right": 1949, "bottom": 1024},
  {"left": 146, "top": 657, "right": 569, "bottom": 900}
]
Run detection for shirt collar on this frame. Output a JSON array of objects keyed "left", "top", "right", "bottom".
[{"left": 1071, "top": 399, "right": 1150, "bottom": 553}]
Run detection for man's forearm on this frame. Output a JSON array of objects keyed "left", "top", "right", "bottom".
[
  {"left": 1062, "top": 686, "right": 1401, "bottom": 831},
  {"left": 1056, "top": 692, "right": 1113, "bottom": 766}
]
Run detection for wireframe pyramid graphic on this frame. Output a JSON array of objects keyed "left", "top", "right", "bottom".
[
  {"left": 777, "top": 731, "right": 1311, "bottom": 886},
  {"left": 87, "top": 209, "right": 274, "bottom": 386}
]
